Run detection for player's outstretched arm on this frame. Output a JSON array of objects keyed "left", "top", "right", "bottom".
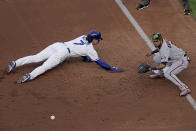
[{"left": 95, "top": 59, "right": 124, "bottom": 72}]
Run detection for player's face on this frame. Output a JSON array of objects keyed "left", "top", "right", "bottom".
[
  {"left": 92, "top": 39, "right": 100, "bottom": 45},
  {"left": 153, "top": 40, "right": 162, "bottom": 48}
]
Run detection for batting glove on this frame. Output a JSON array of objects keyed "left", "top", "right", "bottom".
[{"left": 111, "top": 67, "right": 124, "bottom": 72}]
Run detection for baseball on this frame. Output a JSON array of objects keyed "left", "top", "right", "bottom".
[{"left": 50, "top": 115, "right": 55, "bottom": 120}]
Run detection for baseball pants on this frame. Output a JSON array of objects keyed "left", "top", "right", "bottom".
[
  {"left": 153, "top": 55, "right": 189, "bottom": 91},
  {"left": 15, "top": 42, "right": 70, "bottom": 80}
]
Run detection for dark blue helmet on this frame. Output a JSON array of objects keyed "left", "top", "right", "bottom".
[{"left": 87, "top": 30, "right": 103, "bottom": 42}]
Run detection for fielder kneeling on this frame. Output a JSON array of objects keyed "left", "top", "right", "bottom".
[
  {"left": 7, "top": 30, "right": 124, "bottom": 83},
  {"left": 146, "top": 33, "right": 191, "bottom": 96}
]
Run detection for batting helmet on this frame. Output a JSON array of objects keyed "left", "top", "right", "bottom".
[
  {"left": 152, "top": 33, "right": 162, "bottom": 42},
  {"left": 87, "top": 30, "right": 103, "bottom": 42}
]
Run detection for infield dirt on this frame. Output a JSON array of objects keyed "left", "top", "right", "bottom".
[{"left": 0, "top": 0, "right": 196, "bottom": 131}]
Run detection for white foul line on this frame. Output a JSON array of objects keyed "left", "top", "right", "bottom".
[
  {"left": 114, "top": 0, "right": 155, "bottom": 51},
  {"left": 114, "top": 0, "right": 196, "bottom": 111},
  {"left": 186, "top": 94, "right": 196, "bottom": 110}
]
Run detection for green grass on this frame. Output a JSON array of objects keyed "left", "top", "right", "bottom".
[{"left": 189, "top": 0, "right": 196, "bottom": 19}]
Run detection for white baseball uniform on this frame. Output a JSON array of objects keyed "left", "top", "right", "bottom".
[
  {"left": 153, "top": 39, "right": 189, "bottom": 91},
  {"left": 15, "top": 35, "right": 99, "bottom": 80}
]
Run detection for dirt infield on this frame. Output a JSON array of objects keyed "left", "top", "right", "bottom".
[{"left": 0, "top": 0, "right": 196, "bottom": 131}]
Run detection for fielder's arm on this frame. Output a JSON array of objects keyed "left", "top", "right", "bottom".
[{"left": 150, "top": 62, "right": 166, "bottom": 70}]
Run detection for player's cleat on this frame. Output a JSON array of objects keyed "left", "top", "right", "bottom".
[
  {"left": 136, "top": 4, "right": 148, "bottom": 10},
  {"left": 16, "top": 73, "right": 31, "bottom": 84},
  {"left": 180, "top": 88, "right": 191, "bottom": 96},
  {"left": 184, "top": 9, "right": 191, "bottom": 15},
  {"left": 7, "top": 61, "right": 16, "bottom": 73}
]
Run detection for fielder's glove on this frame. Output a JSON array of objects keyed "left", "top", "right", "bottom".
[
  {"left": 137, "top": 63, "right": 150, "bottom": 73},
  {"left": 111, "top": 67, "right": 124, "bottom": 72}
]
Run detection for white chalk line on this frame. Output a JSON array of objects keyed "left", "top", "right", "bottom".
[{"left": 115, "top": 0, "right": 196, "bottom": 111}]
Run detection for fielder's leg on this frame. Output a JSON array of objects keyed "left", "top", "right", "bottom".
[{"left": 164, "top": 58, "right": 190, "bottom": 96}]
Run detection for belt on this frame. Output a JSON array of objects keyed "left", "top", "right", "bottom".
[{"left": 67, "top": 48, "right": 70, "bottom": 54}]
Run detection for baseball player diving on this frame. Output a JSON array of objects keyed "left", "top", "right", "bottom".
[
  {"left": 6, "top": 30, "right": 124, "bottom": 83},
  {"left": 145, "top": 33, "right": 191, "bottom": 96}
]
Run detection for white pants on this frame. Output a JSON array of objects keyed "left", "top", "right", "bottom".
[
  {"left": 153, "top": 54, "right": 189, "bottom": 91},
  {"left": 15, "top": 42, "right": 70, "bottom": 80}
]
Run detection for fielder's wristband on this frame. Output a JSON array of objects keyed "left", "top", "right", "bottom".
[{"left": 151, "top": 49, "right": 159, "bottom": 54}]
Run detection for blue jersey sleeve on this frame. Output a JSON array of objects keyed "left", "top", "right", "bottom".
[{"left": 95, "top": 59, "right": 112, "bottom": 70}]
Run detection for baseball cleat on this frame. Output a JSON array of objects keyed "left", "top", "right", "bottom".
[
  {"left": 184, "top": 9, "right": 191, "bottom": 15},
  {"left": 180, "top": 88, "right": 191, "bottom": 96},
  {"left": 136, "top": 4, "right": 148, "bottom": 10},
  {"left": 16, "top": 73, "right": 31, "bottom": 84},
  {"left": 7, "top": 61, "right": 16, "bottom": 73}
]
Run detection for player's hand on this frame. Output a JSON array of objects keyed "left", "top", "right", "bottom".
[
  {"left": 111, "top": 67, "right": 124, "bottom": 72},
  {"left": 145, "top": 52, "right": 152, "bottom": 57}
]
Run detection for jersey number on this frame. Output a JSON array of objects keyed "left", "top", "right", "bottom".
[{"left": 73, "top": 40, "right": 85, "bottom": 45}]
